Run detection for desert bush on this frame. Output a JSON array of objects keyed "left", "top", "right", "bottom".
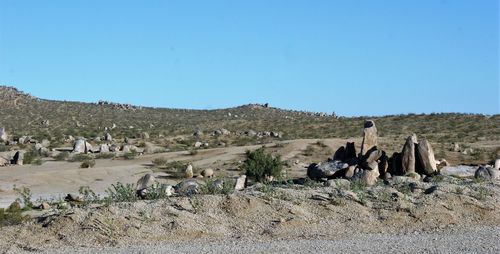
[
  {"left": 162, "top": 161, "right": 189, "bottom": 173},
  {"left": 0, "top": 144, "right": 8, "bottom": 152},
  {"left": 152, "top": 157, "right": 169, "bottom": 166},
  {"left": 95, "top": 153, "right": 115, "bottom": 159},
  {"left": 200, "top": 179, "right": 234, "bottom": 195},
  {"left": 145, "top": 183, "right": 171, "bottom": 200},
  {"left": 188, "top": 149, "right": 199, "bottom": 156},
  {"left": 303, "top": 145, "right": 316, "bottom": 156},
  {"left": 316, "top": 140, "right": 328, "bottom": 147},
  {"left": 69, "top": 154, "right": 93, "bottom": 162},
  {"left": 13, "top": 186, "right": 33, "bottom": 209},
  {"left": 242, "top": 148, "right": 284, "bottom": 183},
  {"left": 78, "top": 186, "right": 100, "bottom": 203},
  {"left": 0, "top": 205, "right": 28, "bottom": 227},
  {"left": 123, "top": 150, "right": 137, "bottom": 160},
  {"left": 104, "top": 182, "right": 138, "bottom": 203},
  {"left": 23, "top": 148, "right": 41, "bottom": 165},
  {"left": 80, "top": 159, "right": 96, "bottom": 168},
  {"left": 54, "top": 152, "right": 70, "bottom": 161}
]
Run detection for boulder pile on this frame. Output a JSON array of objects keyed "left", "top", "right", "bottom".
[{"left": 308, "top": 120, "right": 441, "bottom": 186}]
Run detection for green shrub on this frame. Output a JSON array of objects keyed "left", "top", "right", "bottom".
[
  {"left": 13, "top": 186, "right": 33, "bottom": 209},
  {"left": 95, "top": 153, "right": 115, "bottom": 159},
  {"left": 79, "top": 186, "right": 100, "bottom": 203},
  {"left": 69, "top": 154, "right": 93, "bottom": 162},
  {"left": 104, "top": 182, "right": 138, "bottom": 203},
  {"left": 23, "top": 148, "right": 41, "bottom": 165},
  {"left": 162, "top": 161, "right": 189, "bottom": 173},
  {"left": 145, "top": 183, "right": 171, "bottom": 200},
  {"left": 54, "top": 152, "right": 70, "bottom": 161},
  {"left": 200, "top": 179, "right": 234, "bottom": 195},
  {"left": 0, "top": 205, "right": 28, "bottom": 227},
  {"left": 242, "top": 148, "right": 284, "bottom": 183},
  {"left": 80, "top": 159, "right": 96, "bottom": 168},
  {"left": 123, "top": 150, "right": 138, "bottom": 160}
]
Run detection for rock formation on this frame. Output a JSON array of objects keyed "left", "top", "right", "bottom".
[
  {"left": 360, "top": 120, "right": 377, "bottom": 156},
  {"left": 415, "top": 139, "right": 438, "bottom": 175}
]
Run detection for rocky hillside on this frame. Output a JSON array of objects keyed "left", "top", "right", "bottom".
[{"left": 0, "top": 86, "right": 499, "bottom": 162}]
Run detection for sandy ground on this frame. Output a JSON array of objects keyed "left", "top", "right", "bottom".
[
  {"left": 0, "top": 135, "right": 498, "bottom": 253},
  {"left": 0, "top": 138, "right": 353, "bottom": 208}
]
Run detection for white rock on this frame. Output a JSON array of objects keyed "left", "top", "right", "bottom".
[{"left": 235, "top": 175, "right": 247, "bottom": 191}]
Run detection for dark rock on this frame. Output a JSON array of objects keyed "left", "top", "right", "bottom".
[
  {"left": 424, "top": 186, "right": 438, "bottom": 195},
  {"left": 389, "top": 152, "right": 403, "bottom": 175},
  {"left": 11, "top": 151, "right": 24, "bottom": 165},
  {"left": 474, "top": 166, "right": 499, "bottom": 180},
  {"left": 333, "top": 146, "right": 346, "bottom": 161},
  {"left": 378, "top": 152, "right": 389, "bottom": 177},
  {"left": 344, "top": 142, "right": 357, "bottom": 164}
]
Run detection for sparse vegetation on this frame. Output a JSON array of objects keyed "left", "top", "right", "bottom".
[
  {"left": 104, "top": 182, "right": 138, "bottom": 204},
  {"left": 200, "top": 179, "right": 234, "bottom": 195},
  {"left": 0, "top": 205, "right": 28, "bottom": 227},
  {"left": 80, "top": 159, "right": 96, "bottom": 168},
  {"left": 123, "top": 151, "right": 138, "bottom": 160},
  {"left": 242, "top": 148, "right": 284, "bottom": 183},
  {"left": 152, "top": 157, "right": 169, "bottom": 166},
  {"left": 13, "top": 186, "right": 34, "bottom": 209},
  {"left": 54, "top": 152, "right": 70, "bottom": 161}
]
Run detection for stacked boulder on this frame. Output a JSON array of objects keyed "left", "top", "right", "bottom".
[{"left": 308, "top": 120, "right": 440, "bottom": 186}]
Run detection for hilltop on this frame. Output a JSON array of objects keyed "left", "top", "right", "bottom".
[{"left": 0, "top": 85, "right": 498, "bottom": 165}]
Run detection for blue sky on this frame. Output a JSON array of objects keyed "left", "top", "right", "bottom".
[{"left": 0, "top": 0, "right": 498, "bottom": 116}]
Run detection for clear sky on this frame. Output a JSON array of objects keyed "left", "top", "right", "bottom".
[{"left": 0, "top": 0, "right": 498, "bottom": 116}]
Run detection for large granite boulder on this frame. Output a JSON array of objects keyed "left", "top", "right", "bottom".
[
  {"left": 73, "top": 139, "right": 87, "bottom": 154},
  {"left": 415, "top": 139, "right": 438, "bottom": 175},
  {"left": 360, "top": 120, "right": 377, "bottom": 156},
  {"left": 401, "top": 135, "right": 416, "bottom": 174}
]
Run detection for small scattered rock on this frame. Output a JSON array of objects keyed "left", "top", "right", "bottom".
[
  {"left": 65, "top": 194, "right": 83, "bottom": 202},
  {"left": 424, "top": 186, "right": 439, "bottom": 195},
  {"left": 201, "top": 168, "right": 214, "bottom": 178},
  {"left": 185, "top": 164, "right": 194, "bottom": 179},
  {"left": 474, "top": 166, "right": 499, "bottom": 180},
  {"left": 39, "top": 202, "right": 51, "bottom": 210},
  {"left": 235, "top": 175, "right": 247, "bottom": 191},
  {"left": 175, "top": 180, "right": 200, "bottom": 196}
]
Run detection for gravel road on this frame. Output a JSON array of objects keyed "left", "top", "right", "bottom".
[{"left": 45, "top": 226, "right": 499, "bottom": 254}]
